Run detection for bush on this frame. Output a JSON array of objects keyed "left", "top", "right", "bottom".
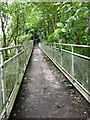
[{"left": 18, "top": 34, "right": 33, "bottom": 45}]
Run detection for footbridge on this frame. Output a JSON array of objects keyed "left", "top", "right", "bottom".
[{"left": 0, "top": 41, "right": 90, "bottom": 119}]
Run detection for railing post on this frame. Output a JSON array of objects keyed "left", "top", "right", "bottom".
[
  {"left": 49, "top": 43, "right": 51, "bottom": 56},
  {"left": 16, "top": 47, "right": 19, "bottom": 84},
  {"left": 71, "top": 45, "right": 74, "bottom": 77},
  {"left": 55, "top": 43, "right": 57, "bottom": 60},
  {"left": 24, "top": 45, "right": 26, "bottom": 69},
  {"left": 49, "top": 43, "right": 50, "bottom": 56},
  {"left": 55, "top": 43, "right": 56, "bottom": 49},
  {"left": 61, "top": 45, "right": 62, "bottom": 66},
  {"left": 1, "top": 50, "right": 5, "bottom": 105}
]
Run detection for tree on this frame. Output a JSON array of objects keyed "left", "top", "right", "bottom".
[{"left": 0, "top": 2, "right": 9, "bottom": 58}]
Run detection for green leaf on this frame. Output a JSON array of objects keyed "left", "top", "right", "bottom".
[
  {"left": 61, "top": 28, "right": 66, "bottom": 33},
  {"left": 57, "top": 104, "right": 65, "bottom": 108},
  {"left": 57, "top": 22, "right": 64, "bottom": 28}
]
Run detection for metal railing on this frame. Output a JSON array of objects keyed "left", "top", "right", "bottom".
[
  {"left": 40, "top": 43, "right": 90, "bottom": 103},
  {"left": 0, "top": 41, "right": 33, "bottom": 119}
]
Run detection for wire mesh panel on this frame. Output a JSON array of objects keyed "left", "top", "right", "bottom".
[
  {"left": 61, "top": 52, "right": 72, "bottom": 75},
  {"left": 18, "top": 52, "right": 24, "bottom": 80},
  {"left": 40, "top": 43, "right": 90, "bottom": 100},
  {"left": 74, "top": 56, "right": 89, "bottom": 92},
  {"left": 0, "top": 42, "right": 33, "bottom": 118},
  {"left": 4, "top": 57, "right": 17, "bottom": 101},
  {"left": 0, "top": 69, "right": 3, "bottom": 114}
]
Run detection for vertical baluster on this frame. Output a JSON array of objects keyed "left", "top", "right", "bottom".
[
  {"left": 25, "top": 45, "right": 27, "bottom": 66},
  {"left": 16, "top": 47, "right": 19, "bottom": 84},
  {"left": 1, "top": 50, "right": 5, "bottom": 105},
  {"left": 52, "top": 43, "right": 53, "bottom": 58},
  {"left": 71, "top": 45, "right": 74, "bottom": 77},
  {"left": 23, "top": 46, "right": 26, "bottom": 70},
  {"left": 55, "top": 43, "right": 56, "bottom": 60},
  {"left": 49, "top": 44, "right": 51, "bottom": 56},
  {"left": 61, "top": 45, "right": 62, "bottom": 66},
  {"left": 49, "top": 44, "right": 50, "bottom": 56},
  {"left": 51, "top": 43, "right": 52, "bottom": 57}
]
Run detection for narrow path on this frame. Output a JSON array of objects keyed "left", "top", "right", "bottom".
[{"left": 9, "top": 46, "right": 89, "bottom": 119}]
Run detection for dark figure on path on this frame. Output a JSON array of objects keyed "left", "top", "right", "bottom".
[
  {"left": 34, "top": 35, "right": 40, "bottom": 47},
  {"left": 34, "top": 38, "right": 38, "bottom": 47}
]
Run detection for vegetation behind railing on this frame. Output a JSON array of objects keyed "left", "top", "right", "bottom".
[
  {"left": 40, "top": 43, "right": 90, "bottom": 103},
  {"left": 45, "top": 42, "right": 90, "bottom": 57},
  {"left": 0, "top": 40, "right": 33, "bottom": 119}
]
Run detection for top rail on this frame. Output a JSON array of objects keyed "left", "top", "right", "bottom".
[
  {"left": 44, "top": 42, "right": 90, "bottom": 60},
  {"left": 0, "top": 40, "right": 33, "bottom": 119},
  {"left": 40, "top": 43, "right": 90, "bottom": 103},
  {"left": 58, "top": 43, "right": 90, "bottom": 48},
  {"left": 0, "top": 43, "right": 30, "bottom": 51},
  {"left": 47, "top": 43, "right": 90, "bottom": 48}
]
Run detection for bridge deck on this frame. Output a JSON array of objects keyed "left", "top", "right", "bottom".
[{"left": 9, "top": 46, "right": 89, "bottom": 119}]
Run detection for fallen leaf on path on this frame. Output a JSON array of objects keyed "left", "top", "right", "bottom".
[
  {"left": 13, "top": 113, "right": 16, "bottom": 117},
  {"left": 57, "top": 104, "right": 65, "bottom": 108}
]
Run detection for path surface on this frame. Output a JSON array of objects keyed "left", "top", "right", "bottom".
[{"left": 9, "top": 46, "right": 89, "bottom": 119}]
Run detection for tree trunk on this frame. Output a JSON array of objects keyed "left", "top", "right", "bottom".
[{"left": 0, "top": 12, "right": 8, "bottom": 59}]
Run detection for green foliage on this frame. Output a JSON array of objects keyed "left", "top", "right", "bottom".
[
  {"left": 0, "top": 1, "right": 89, "bottom": 49},
  {"left": 18, "top": 34, "right": 33, "bottom": 44},
  {"left": 48, "top": 33, "right": 54, "bottom": 43},
  {"left": 57, "top": 22, "right": 64, "bottom": 28}
]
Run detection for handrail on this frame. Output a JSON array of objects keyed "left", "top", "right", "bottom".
[
  {"left": 0, "top": 42, "right": 31, "bottom": 51},
  {"left": 57, "top": 43, "right": 90, "bottom": 48},
  {"left": 0, "top": 46, "right": 29, "bottom": 68},
  {"left": 0, "top": 41, "right": 33, "bottom": 119},
  {"left": 44, "top": 42, "right": 90, "bottom": 60},
  {"left": 61, "top": 49, "right": 90, "bottom": 60},
  {"left": 46, "top": 43, "right": 90, "bottom": 48},
  {"left": 40, "top": 43, "right": 90, "bottom": 103}
]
